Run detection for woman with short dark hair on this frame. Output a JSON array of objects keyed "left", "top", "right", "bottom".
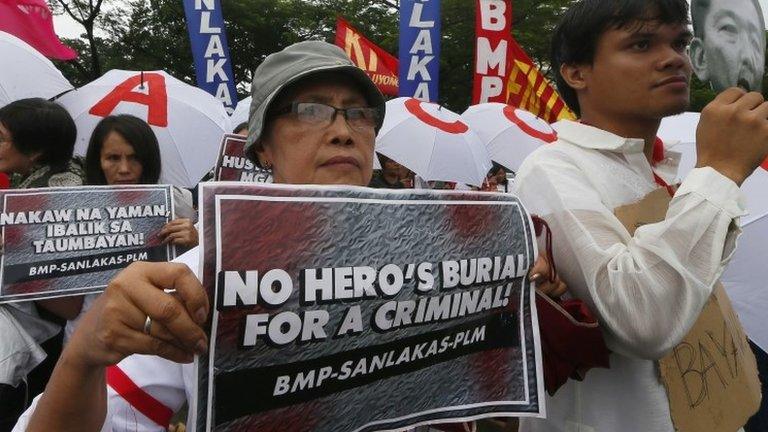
[
  {"left": 0, "top": 98, "right": 83, "bottom": 188},
  {"left": 62, "top": 114, "right": 199, "bottom": 351},
  {"left": 0, "top": 98, "right": 84, "bottom": 432},
  {"left": 82, "top": 114, "right": 196, "bottom": 242},
  {"left": 84, "top": 114, "right": 162, "bottom": 185}
]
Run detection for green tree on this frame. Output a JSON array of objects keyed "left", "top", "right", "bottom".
[
  {"left": 57, "top": 0, "right": 400, "bottom": 99},
  {"left": 48, "top": 0, "right": 107, "bottom": 83},
  {"left": 689, "top": 76, "right": 717, "bottom": 112},
  {"left": 99, "top": 0, "right": 194, "bottom": 81},
  {"left": 436, "top": 0, "right": 575, "bottom": 110},
  {"left": 223, "top": 0, "right": 398, "bottom": 98},
  {"left": 56, "top": 0, "right": 768, "bottom": 113}
]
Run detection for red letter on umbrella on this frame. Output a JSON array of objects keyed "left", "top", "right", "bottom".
[{"left": 89, "top": 73, "right": 169, "bottom": 127}]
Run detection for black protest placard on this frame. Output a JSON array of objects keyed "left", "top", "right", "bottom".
[
  {"left": 0, "top": 185, "right": 175, "bottom": 303},
  {"left": 193, "top": 183, "right": 544, "bottom": 432},
  {"left": 213, "top": 134, "right": 272, "bottom": 182}
]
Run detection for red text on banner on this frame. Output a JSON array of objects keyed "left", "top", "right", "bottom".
[{"left": 335, "top": 17, "right": 399, "bottom": 97}]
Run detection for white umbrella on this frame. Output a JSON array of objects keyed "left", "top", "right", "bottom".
[
  {"left": 658, "top": 111, "right": 699, "bottom": 144},
  {"left": 722, "top": 213, "right": 768, "bottom": 353},
  {"left": 659, "top": 111, "right": 700, "bottom": 184},
  {"left": 462, "top": 103, "right": 557, "bottom": 173},
  {"left": 659, "top": 111, "right": 768, "bottom": 353},
  {"left": 659, "top": 112, "right": 768, "bottom": 222},
  {"left": 0, "top": 31, "right": 73, "bottom": 107},
  {"left": 375, "top": 97, "right": 492, "bottom": 187},
  {"left": 719, "top": 166, "right": 768, "bottom": 354},
  {"left": 58, "top": 70, "right": 230, "bottom": 188},
  {"left": 230, "top": 96, "right": 251, "bottom": 130}
]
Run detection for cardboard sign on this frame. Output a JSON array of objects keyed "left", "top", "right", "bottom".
[
  {"left": 0, "top": 185, "right": 175, "bottom": 303},
  {"left": 614, "top": 188, "right": 761, "bottom": 432},
  {"left": 613, "top": 187, "right": 672, "bottom": 235},
  {"left": 213, "top": 134, "right": 272, "bottom": 182},
  {"left": 193, "top": 183, "right": 544, "bottom": 432}
]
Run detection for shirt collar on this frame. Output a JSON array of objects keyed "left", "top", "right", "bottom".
[
  {"left": 553, "top": 120, "right": 645, "bottom": 154},
  {"left": 552, "top": 119, "right": 682, "bottom": 183}
]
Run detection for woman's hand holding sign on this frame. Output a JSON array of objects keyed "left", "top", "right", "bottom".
[
  {"left": 59, "top": 253, "right": 559, "bottom": 367},
  {"left": 26, "top": 261, "right": 209, "bottom": 432},
  {"left": 69, "top": 261, "right": 209, "bottom": 366},
  {"left": 159, "top": 218, "right": 199, "bottom": 248},
  {"left": 529, "top": 252, "right": 567, "bottom": 298}
]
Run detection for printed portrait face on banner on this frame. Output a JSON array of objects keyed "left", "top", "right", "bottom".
[{"left": 690, "top": 0, "right": 767, "bottom": 92}]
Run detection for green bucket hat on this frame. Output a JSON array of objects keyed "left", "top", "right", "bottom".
[{"left": 245, "top": 40, "right": 386, "bottom": 157}]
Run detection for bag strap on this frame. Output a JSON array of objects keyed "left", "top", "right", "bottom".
[{"left": 531, "top": 215, "right": 557, "bottom": 283}]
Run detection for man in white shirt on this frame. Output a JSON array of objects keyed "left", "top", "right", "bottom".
[{"left": 514, "top": 0, "right": 768, "bottom": 431}]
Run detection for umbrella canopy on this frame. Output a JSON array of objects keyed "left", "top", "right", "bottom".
[
  {"left": 658, "top": 111, "right": 699, "bottom": 144},
  {"left": 659, "top": 111, "right": 768, "bottom": 353},
  {"left": 660, "top": 112, "right": 768, "bottom": 225},
  {"left": 721, "top": 214, "right": 768, "bottom": 353},
  {"left": 658, "top": 111, "right": 700, "bottom": 188},
  {"left": 230, "top": 96, "right": 251, "bottom": 131},
  {"left": 58, "top": 70, "right": 230, "bottom": 188},
  {"left": 0, "top": 30, "right": 73, "bottom": 107},
  {"left": 463, "top": 103, "right": 557, "bottom": 173},
  {"left": 376, "top": 97, "right": 492, "bottom": 187}
]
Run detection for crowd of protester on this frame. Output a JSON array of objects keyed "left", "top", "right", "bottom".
[{"left": 0, "top": 0, "right": 767, "bottom": 431}]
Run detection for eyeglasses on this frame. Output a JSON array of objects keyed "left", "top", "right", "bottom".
[{"left": 272, "top": 102, "right": 382, "bottom": 131}]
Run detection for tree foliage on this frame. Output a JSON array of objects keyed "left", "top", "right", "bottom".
[
  {"left": 437, "top": 0, "right": 574, "bottom": 109},
  {"left": 52, "top": 0, "right": 767, "bottom": 112},
  {"left": 53, "top": 0, "right": 573, "bottom": 109},
  {"left": 48, "top": 0, "right": 106, "bottom": 80}
]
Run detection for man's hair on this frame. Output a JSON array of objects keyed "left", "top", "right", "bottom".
[
  {"left": 85, "top": 114, "right": 162, "bottom": 185},
  {"left": 377, "top": 153, "right": 393, "bottom": 167},
  {"left": 691, "top": 0, "right": 765, "bottom": 39},
  {"left": 551, "top": 0, "right": 690, "bottom": 116},
  {"left": 490, "top": 162, "right": 506, "bottom": 175},
  {"left": 232, "top": 122, "right": 248, "bottom": 135},
  {"left": 0, "top": 98, "right": 76, "bottom": 173}
]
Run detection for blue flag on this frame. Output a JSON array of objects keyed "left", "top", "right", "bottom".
[
  {"left": 182, "top": 0, "right": 238, "bottom": 114},
  {"left": 398, "top": 0, "right": 441, "bottom": 102}
]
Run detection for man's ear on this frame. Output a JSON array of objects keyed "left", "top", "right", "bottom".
[
  {"left": 560, "top": 63, "right": 588, "bottom": 91},
  {"left": 689, "top": 37, "right": 709, "bottom": 82}
]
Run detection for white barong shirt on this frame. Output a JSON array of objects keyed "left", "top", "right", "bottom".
[{"left": 514, "top": 120, "right": 747, "bottom": 432}]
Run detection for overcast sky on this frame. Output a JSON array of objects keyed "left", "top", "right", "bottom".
[
  {"left": 52, "top": 0, "right": 768, "bottom": 40},
  {"left": 53, "top": 14, "right": 81, "bottom": 38}
]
